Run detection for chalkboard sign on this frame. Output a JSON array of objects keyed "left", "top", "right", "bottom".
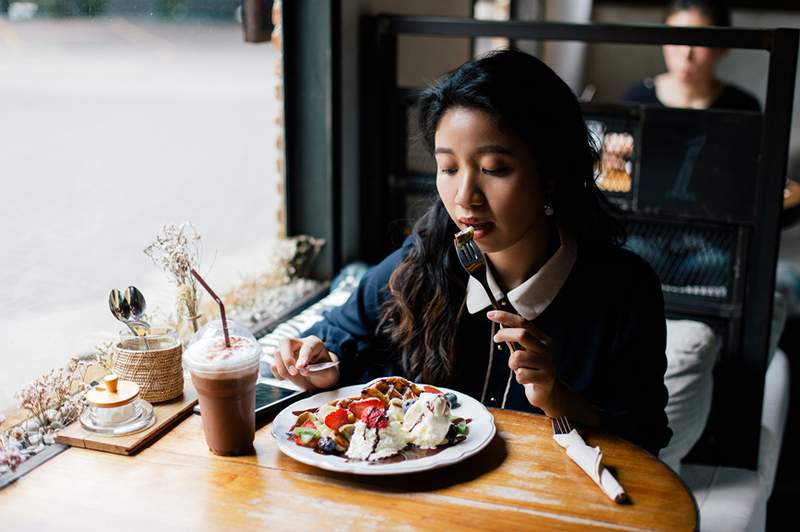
[{"left": 636, "top": 108, "right": 761, "bottom": 222}]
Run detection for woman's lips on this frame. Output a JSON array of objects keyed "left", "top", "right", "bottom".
[{"left": 459, "top": 220, "right": 495, "bottom": 240}]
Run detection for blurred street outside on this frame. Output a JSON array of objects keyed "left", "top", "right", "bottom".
[{"left": 0, "top": 15, "right": 281, "bottom": 409}]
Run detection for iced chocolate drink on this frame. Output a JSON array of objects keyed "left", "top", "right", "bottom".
[{"left": 183, "top": 321, "right": 262, "bottom": 456}]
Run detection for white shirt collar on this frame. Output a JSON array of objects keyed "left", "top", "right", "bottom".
[{"left": 465, "top": 228, "right": 578, "bottom": 321}]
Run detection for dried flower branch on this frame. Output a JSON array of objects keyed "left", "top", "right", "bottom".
[
  {"left": 144, "top": 222, "right": 203, "bottom": 332},
  {"left": 15, "top": 359, "right": 91, "bottom": 432},
  {"left": 0, "top": 357, "right": 95, "bottom": 476},
  {"left": 92, "top": 341, "right": 117, "bottom": 373}
]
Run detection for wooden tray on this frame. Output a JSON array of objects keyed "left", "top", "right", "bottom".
[{"left": 56, "top": 383, "right": 198, "bottom": 455}]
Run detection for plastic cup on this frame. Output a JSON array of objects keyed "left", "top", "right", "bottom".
[{"left": 183, "top": 320, "right": 262, "bottom": 455}]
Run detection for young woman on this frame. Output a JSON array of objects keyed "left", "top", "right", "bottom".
[
  {"left": 624, "top": 0, "right": 760, "bottom": 112},
  {"left": 273, "top": 50, "right": 672, "bottom": 455}
]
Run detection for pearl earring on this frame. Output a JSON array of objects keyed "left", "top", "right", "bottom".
[{"left": 544, "top": 202, "right": 555, "bottom": 216}]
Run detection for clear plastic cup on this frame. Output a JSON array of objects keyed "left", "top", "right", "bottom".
[{"left": 183, "top": 320, "right": 262, "bottom": 455}]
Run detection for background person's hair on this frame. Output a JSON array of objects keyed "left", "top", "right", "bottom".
[
  {"left": 379, "top": 49, "right": 624, "bottom": 385},
  {"left": 667, "top": 0, "right": 731, "bottom": 27}
]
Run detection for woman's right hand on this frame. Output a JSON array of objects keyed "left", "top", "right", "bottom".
[{"left": 271, "top": 335, "right": 340, "bottom": 391}]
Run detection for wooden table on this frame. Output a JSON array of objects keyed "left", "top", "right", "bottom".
[{"left": 0, "top": 409, "right": 697, "bottom": 531}]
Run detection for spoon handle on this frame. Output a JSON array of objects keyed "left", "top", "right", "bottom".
[
  {"left": 303, "top": 360, "right": 341, "bottom": 372},
  {"left": 124, "top": 321, "right": 150, "bottom": 349}
]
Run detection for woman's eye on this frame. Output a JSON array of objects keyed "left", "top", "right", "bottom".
[
  {"left": 482, "top": 167, "right": 511, "bottom": 176},
  {"left": 439, "top": 168, "right": 458, "bottom": 176}
]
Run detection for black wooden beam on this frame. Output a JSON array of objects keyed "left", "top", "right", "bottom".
[
  {"left": 383, "top": 16, "right": 775, "bottom": 49},
  {"left": 283, "top": 0, "right": 342, "bottom": 280},
  {"left": 734, "top": 27, "right": 799, "bottom": 468}
]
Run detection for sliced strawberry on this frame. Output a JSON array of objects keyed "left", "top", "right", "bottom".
[
  {"left": 364, "top": 406, "right": 389, "bottom": 429},
  {"left": 423, "top": 385, "right": 443, "bottom": 394},
  {"left": 324, "top": 408, "right": 349, "bottom": 431},
  {"left": 348, "top": 398, "right": 384, "bottom": 420}
]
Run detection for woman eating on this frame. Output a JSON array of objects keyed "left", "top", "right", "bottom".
[{"left": 272, "top": 49, "right": 672, "bottom": 456}]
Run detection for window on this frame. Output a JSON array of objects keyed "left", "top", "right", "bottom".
[{"left": 0, "top": 4, "right": 281, "bottom": 410}]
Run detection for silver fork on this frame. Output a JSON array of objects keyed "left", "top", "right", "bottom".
[
  {"left": 551, "top": 416, "right": 573, "bottom": 435},
  {"left": 454, "top": 237, "right": 515, "bottom": 312},
  {"left": 454, "top": 237, "right": 522, "bottom": 352}
]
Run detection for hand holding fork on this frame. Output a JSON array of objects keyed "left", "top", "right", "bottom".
[{"left": 454, "top": 235, "right": 558, "bottom": 409}]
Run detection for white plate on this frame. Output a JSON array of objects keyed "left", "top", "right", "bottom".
[{"left": 270, "top": 379, "right": 496, "bottom": 475}]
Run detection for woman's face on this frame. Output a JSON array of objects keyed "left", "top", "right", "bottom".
[
  {"left": 663, "top": 8, "right": 725, "bottom": 84},
  {"left": 434, "top": 107, "right": 548, "bottom": 254}
]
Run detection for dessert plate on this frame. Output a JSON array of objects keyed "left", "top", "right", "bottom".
[{"left": 271, "top": 379, "right": 496, "bottom": 475}]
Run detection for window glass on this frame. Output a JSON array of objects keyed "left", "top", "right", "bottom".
[{"left": 0, "top": 4, "right": 280, "bottom": 410}]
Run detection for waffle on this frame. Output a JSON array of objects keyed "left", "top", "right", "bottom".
[
  {"left": 327, "top": 377, "right": 423, "bottom": 409},
  {"left": 361, "top": 376, "right": 423, "bottom": 405}
]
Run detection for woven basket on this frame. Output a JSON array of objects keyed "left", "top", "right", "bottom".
[{"left": 113, "top": 336, "right": 184, "bottom": 403}]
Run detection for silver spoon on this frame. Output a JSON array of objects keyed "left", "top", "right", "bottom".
[
  {"left": 109, "top": 288, "right": 141, "bottom": 339},
  {"left": 124, "top": 286, "right": 150, "bottom": 334}
]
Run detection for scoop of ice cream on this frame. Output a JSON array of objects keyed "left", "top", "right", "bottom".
[
  {"left": 402, "top": 392, "right": 451, "bottom": 449},
  {"left": 345, "top": 408, "right": 409, "bottom": 461}
]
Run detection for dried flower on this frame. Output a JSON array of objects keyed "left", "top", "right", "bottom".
[
  {"left": 144, "top": 222, "right": 202, "bottom": 332},
  {"left": 0, "top": 448, "right": 25, "bottom": 472},
  {"left": 15, "top": 361, "right": 91, "bottom": 431},
  {"left": 92, "top": 342, "right": 117, "bottom": 373},
  {"left": 9, "top": 426, "right": 25, "bottom": 442}
]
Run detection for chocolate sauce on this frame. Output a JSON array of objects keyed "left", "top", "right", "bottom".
[
  {"left": 408, "top": 417, "right": 424, "bottom": 433},
  {"left": 369, "top": 426, "right": 381, "bottom": 458},
  {"left": 313, "top": 447, "right": 345, "bottom": 457}
]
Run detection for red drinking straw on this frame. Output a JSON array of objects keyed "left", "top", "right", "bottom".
[{"left": 190, "top": 268, "right": 230, "bottom": 348}]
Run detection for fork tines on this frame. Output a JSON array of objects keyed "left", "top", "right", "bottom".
[
  {"left": 551, "top": 416, "right": 573, "bottom": 435},
  {"left": 454, "top": 237, "right": 485, "bottom": 274}
]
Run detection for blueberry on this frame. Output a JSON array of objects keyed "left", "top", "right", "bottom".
[
  {"left": 318, "top": 437, "right": 336, "bottom": 454},
  {"left": 444, "top": 392, "right": 459, "bottom": 408},
  {"left": 402, "top": 399, "right": 416, "bottom": 412}
]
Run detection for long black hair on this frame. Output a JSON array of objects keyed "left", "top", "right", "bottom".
[{"left": 380, "top": 49, "right": 623, "bottom": 385}]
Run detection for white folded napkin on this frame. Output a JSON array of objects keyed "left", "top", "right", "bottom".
[{"left": 553, "top": 429, "right": 627, "bottom": 503}]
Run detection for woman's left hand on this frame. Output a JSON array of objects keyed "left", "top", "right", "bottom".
[{"left": 487, "top": 310, "right": 559, "bottom": 411}]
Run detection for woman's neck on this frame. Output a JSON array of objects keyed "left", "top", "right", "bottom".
[
  {"left": 656, "top": 73, "right": 721, "bottom": 109},
  {"left": 485, "top": 221, "right": 559, "bottom": 292}
]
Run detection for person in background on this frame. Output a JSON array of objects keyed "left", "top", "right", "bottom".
[
  {"left": 624, "top": 0, "right": 760, "bottom": 112},
  {"left": 272, "top": 50, "right": 672, "bottom": 456}
]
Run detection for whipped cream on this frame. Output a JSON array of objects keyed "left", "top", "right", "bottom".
[
  {"left": 345, "top": 418, "right": 409, "bottom": 461},
  {"left": 402, "top": 392, "right": 451, "bottom": 449},
  {"left": 183, "top": 335, "right": 261, "bottom": 373}
]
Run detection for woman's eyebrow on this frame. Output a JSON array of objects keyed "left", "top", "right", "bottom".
[
  {"left": 434, "top": 145, "right": 513, "bottom": 155},
  {"left": 476, "top": 145, "right": 513, "bottom": 155}
]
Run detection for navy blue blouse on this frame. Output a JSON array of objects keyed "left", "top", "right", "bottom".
[{"left": 303, "top": 238, "right": 672, "bottom": 455}]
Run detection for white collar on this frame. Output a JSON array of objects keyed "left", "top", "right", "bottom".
[{"left": 465, "top": 229, "right": 578, "bottom": 321}]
